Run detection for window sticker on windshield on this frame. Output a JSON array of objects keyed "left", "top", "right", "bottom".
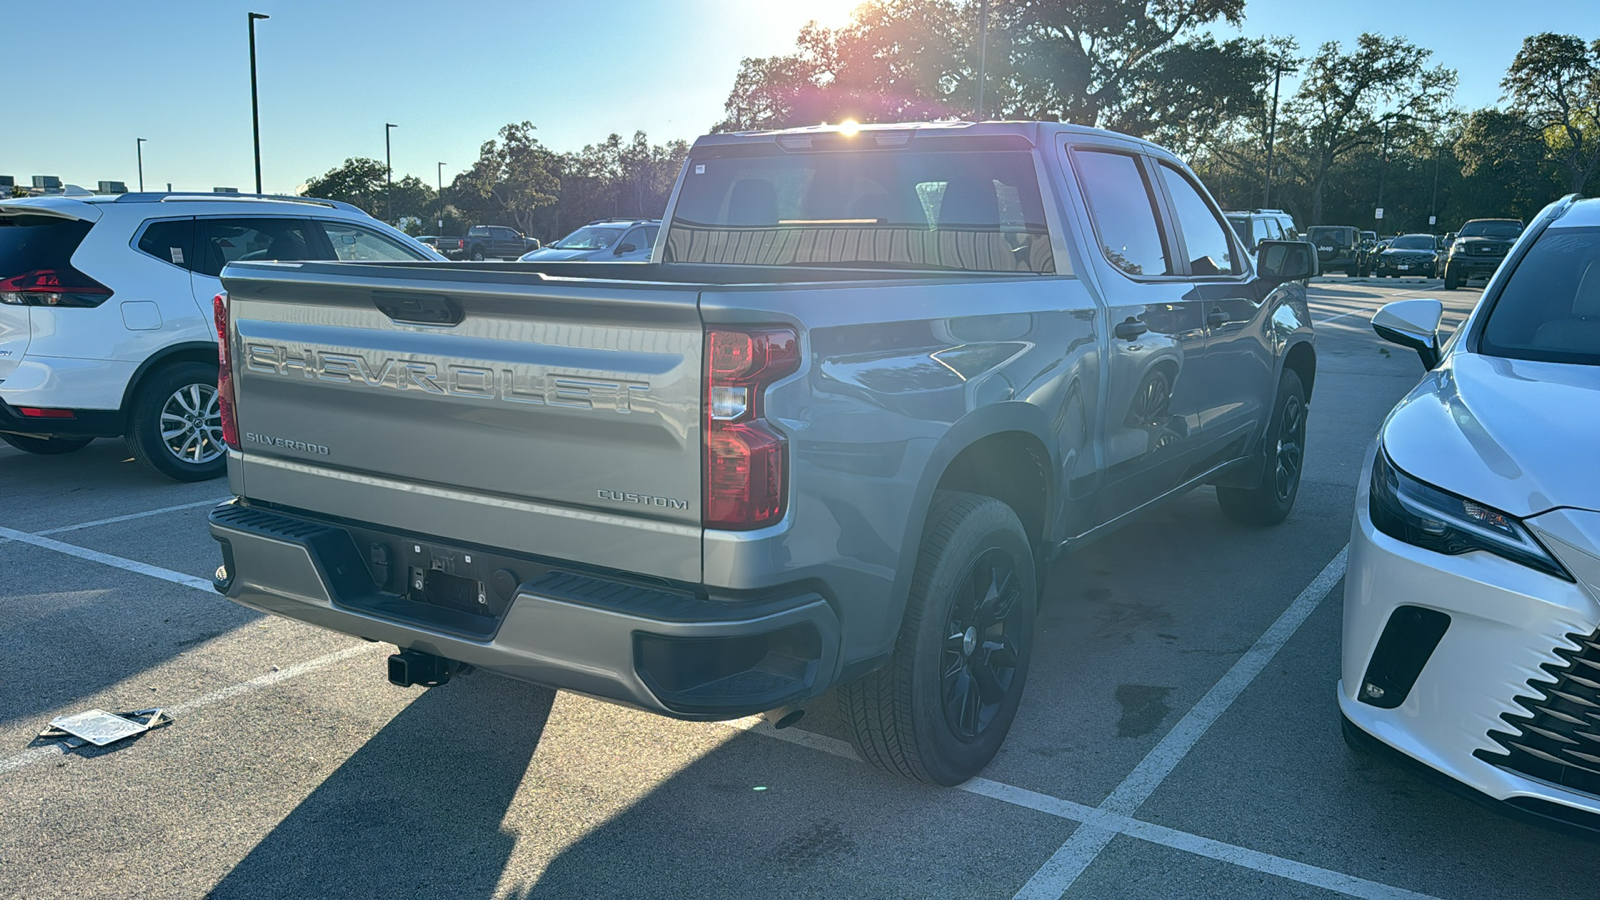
[
  {"left": 170, "top": 247, "right": 184, "bottom": 264},
  {"left": 694, "top": 165, "right": 705, "bottom": 175}
]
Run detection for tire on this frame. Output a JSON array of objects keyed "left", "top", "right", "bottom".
[
  {"left": 470, "top": 247, "right": 485, "bottom": 261},
  {"left": 1, "top": 433, "right": 93, "bottom": 455},
  {"left": 1443, "top": 264, "right": 1459, "bottom": 291},
  {"left": 838, "top": 491, "right": 1037, "bottom": 785},
  {"left": 1216, "top": 370, "right": 1306, "bottom": 527},
  {"left": 125, "top": 362, "right": 226, "bottom": 482}
]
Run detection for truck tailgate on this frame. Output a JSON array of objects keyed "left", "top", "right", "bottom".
[{"left": 220, "top": 261, "right": 704, "bottom": 583}]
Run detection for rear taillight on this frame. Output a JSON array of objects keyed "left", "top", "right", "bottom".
[
  {"left": 214, "top": 292, "right": 240, "bottom": 450},
  {"left": 704, "top": 327, "right": 800, "bottom": 529},
  {"left": 0, "top": 267, "right": 113, "bottom": 307}
]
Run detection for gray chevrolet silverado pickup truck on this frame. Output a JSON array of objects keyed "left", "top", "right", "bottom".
[{"left": 208, "top": 121, "right": 1318, "bottom": 785}]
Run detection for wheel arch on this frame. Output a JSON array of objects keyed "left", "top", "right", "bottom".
[
  {"left": 1283, "top": 339, "right": 1316, "bottom": 401},
  {"left": 119, "top": 341, "right": 218, "bottom": 418}
]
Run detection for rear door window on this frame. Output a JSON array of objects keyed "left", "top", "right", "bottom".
[
  {"left": 1156, "top": 163, "right": 1239, "bottom": 276},
  {"left": 1071, "top": 149, "right": 1172, "bottom": 277},
  {"left": 135, "top": 218, "right": 196, "bottom": 270},
  {"left": 195, "top": 218, "right": 321, "bottom": 277},
  {"left": 317, "top": 220, "right": 425, "bottom": 261}
]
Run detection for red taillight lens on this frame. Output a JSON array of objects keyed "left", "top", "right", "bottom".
[
  {"left": 704, "top": 327, "right": 799, "bottom": 530},
  {"left": 17, "top": 407, "right": 75, "bottom": 419},
  {"left": 0, "top": 267, "right": 113, "bottom": 307},
  {"left": 214, "top": 292, "right": 240, "bottom": 450}
]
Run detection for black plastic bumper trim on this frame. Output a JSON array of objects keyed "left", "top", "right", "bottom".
[{"left": 0, "top": 400, "right": 124, "bottom": 438}]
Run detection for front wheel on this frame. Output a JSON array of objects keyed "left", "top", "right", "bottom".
[
  {"left": 125, "top": 362, "right": 227, "bottom": 482},
  {"left": 1216, "top": 370, "right": 1306, "bottom": 527},
  {"left": 839, "top": 491, "right": 1036, "bottom": 785},
  {"left": 1443, "top": 264, "right": 1459, "bottom": 290},
  {"left": 1, "top": 433, "right": 93, "bottom": 455}
]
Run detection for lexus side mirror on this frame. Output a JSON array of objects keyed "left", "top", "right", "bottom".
[
  {"left": 1372, "top": 298, "right": 1444, "bottom": 370},
  {"left": 1257, "top": 240, "right": 1318, "bottom": 283}
]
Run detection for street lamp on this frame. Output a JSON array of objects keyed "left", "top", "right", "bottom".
[
  {"left": 437, "top": 161, "right": 446, "bottom": 232},
  {"left": 385, "top": 123, "right": 398, "bottom": 222},
  {"left": 248, "top": 12, "right": 269, "bottom": 194},
  {"left": 1262, "top": 59, "right": 1293, "bottom": 209},
  {"left": 136, "top": 138, "right": 146, "bottom": 192},
  {"left": 974, "top": 0, "right": 990, "bottom": 120}
]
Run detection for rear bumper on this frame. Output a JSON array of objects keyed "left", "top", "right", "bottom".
[
  {"left": 0, "top": 396, "right": 124, "bottom": 438},
  {"left": 208, "top": 501, "right": 841, "bottom": 719}
]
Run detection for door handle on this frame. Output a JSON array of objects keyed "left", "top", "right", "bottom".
[
  {"left": 1207, "top": 308, "right": 1231, "bottom": 328},
  {"left": 1114, "top": 318, "right": 1149, "bottom": 341}
]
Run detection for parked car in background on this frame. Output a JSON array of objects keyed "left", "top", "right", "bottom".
[
  {"left": 1442, "top": 218, "right": 1524, "bottom": 290},
  {"left": 1344, "top": 193, "right": 1600, "bottom": 833},
  {"left": 463, "top": 224, "right": 538, "bottom": 261},
  {"left": 1372, "top": 233, "right": 1440, "bottom": 278},
  {"left": 519, "top": 218, "right": 659, "bottom": 262},
  {"left": 1225, "top": 209, "right": 1299, "bottom": 254},
  {"left": 418, "top": 235, "right": 466, "bottom": 259},
  {"left": 1308, "top": 225, "right": 1361, "bottom": 275},
  {"left": 0, "top": 192, "right": 440, "bottom": 480},
  {"left": 208, "top": 120, "right": 1318, "bottom": 786}
]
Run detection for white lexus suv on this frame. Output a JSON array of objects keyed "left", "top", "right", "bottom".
[
  {"left": 0, "top": 192, "right": 440, "bottom": 480},
  {"left": 1344, "top": 193, "right": 1600, "bottom": 832}
]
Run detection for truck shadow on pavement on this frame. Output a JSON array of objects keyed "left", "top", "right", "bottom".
[{"left": 206, "top": 674, "right": 555, "bottom": 900}]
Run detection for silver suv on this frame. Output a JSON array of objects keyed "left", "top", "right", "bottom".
[
  {"left": 0, "top": 192, "right": 439, "bottom": 480},
  {"left": 519, "top": 218, "right": 659, "bottom": 262}
]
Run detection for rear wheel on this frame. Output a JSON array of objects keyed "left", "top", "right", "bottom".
[
  {"left": 1, "top": 433, "right": 93, "bottom": 455},
  {"left": 1217, "top": 370, "right": 1306, "bottom": 527},
  {"left": 839, "top": 491, "right": 1036, "bottom": 785},
  {"left": 126, "top": 362, "right": 226, "bottom": 482},
  {"left": 470, "top": 247, "right": 486, "bottom": 261}
]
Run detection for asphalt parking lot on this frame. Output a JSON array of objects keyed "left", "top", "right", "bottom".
[{"left": 2, "top": 274, "right": 1591, "bottom": 899}]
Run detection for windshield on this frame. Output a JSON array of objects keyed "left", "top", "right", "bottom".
[
  {"left": 552, "top": 226, "right": 625, "bottom": 250},
  {"left": 1479, "top": 226, "right": 1600, "bottom": 366},
  {"left": 1307, "top": 227, "right": 1351, "bottom": 246},
  {"left": 1389, "top": 235, "right": 1435, "bottom": 250},
  {"left": 1459, "top": 221, "right": 1523, "bottom": 239},
  {"left": 665, "top": 147, "right": 1057, "bottom": 273}
]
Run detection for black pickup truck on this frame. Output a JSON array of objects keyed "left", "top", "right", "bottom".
[
  {"left": 461, "top": 225, "right": 539, "bottom": 261},
  {"left": 1440, "top": 218, "right": 1524, "bottom": 289}
]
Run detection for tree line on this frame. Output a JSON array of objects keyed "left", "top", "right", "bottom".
[
  {"left": 303, "top": 126, "right": 687, "bottom": 241},
  {"left": 306, "top": 1, "right": 1600, "bottom": 238}
]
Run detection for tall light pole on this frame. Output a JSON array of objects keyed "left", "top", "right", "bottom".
[
  {"left": 136, "top": 138, "right": 146, "bottom": 192},
  {"left": 1430, "top": 134, "right": 1442, "bottom": 233},
  {"left": 385, "top": 123, "right": 398, "bottom": 222},
  {"left": 1263, "top": 63, "right": 1287, "bottom": 209},
  {"left": 437, "top": 161, "right": 446, "bottom": 232},
  {"left": 248, "top": 12, "right": 269, "bottom": 194},
  {"left": 974, "top": 0, "right": 990, "bottom": 120}
]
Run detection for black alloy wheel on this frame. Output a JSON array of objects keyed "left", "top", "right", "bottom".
[
  {"left": 939, "top": 547, "right": 1027, "bottom": 742},
  {"left": 1216, "top": 369, "right": 1307, "bottom": 526}
]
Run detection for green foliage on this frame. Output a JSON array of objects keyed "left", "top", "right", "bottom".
[
  {"left": 301, "top": 158, "right": 438, "bottom": 225},
  {"left": 1504, "top": 33, "right": 1600, "bottom": 192},
  {"left": 450, "top": 122, "right": 561, "bottom": 235}
]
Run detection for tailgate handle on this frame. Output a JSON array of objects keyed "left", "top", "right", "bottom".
[{"left": 373, "top": 291, "right": 462, "bottom": 326}]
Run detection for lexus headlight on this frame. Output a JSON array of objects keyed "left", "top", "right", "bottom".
[{"left": 1370, "top": 449, "right": 1572, "bottom": 581}]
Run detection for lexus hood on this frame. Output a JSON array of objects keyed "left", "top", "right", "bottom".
[{"left": 1381, "top": 352, "right": 1600, "bottom": 516}]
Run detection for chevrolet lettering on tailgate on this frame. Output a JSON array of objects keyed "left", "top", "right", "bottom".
[{"left": 244, "top": 343, "right": 649, "bottom": 412}]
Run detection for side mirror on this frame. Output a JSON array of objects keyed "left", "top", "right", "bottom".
[
  {"left": 1372, "top": 298, "right": 1444, "bottom": 370},
  {"left": 1257, "top": 240, "right": 1318, "bottom": 283},
  {"left": 615, "top": 243, "right": 637, "bottom": 255}
]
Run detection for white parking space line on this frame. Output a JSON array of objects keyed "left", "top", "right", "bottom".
[
  {"left": 0, "top": 525, "right": 214, "bottom": 592},
  {"left": 740, "top": 687, "right": 1435, "bottom": 900},
  {"left": 1013, "top": 546, "right": 1350, "bottom": 899},
  {"left": 34, "top": 497, "right": 228, "bottom": 536},
  {"left": 0, "top": 643, "right": 381, "bottom": 777}
]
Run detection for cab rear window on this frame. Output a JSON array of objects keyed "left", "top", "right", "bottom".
[{"left": 665, "top": 148, "right": 1057, "bottom": 274}]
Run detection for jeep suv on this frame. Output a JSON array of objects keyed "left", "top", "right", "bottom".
[
  {"left": 0, "top": 193, "right": 440, "bottom": 480},
  {"left": 1441, "top": 218, "right": 1524, "bottom": 290},
  {"left": 1306, "top": 225, "right": 1361, "bottom": 275}
]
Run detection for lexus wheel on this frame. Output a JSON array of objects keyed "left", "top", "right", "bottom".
[
  {"left": 126, "top": 362, "right": 226, "bottom": 482},
  {"left": 839, "top": 491, "right": 1036, "bottom": 785}
]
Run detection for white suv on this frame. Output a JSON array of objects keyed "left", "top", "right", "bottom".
[{"left": 0, "top": 192, "right": 440, "bottom": 480}]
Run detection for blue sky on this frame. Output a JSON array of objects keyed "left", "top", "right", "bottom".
[{"left": 4, "top": 0, "right": 1597, "bottom": 195}]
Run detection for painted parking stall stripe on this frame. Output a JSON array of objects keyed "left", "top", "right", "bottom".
[
  {"left": 35, "top": 497, "right": 228, "bottom": 536},
  {"left": 1012, "top": 546, "right": 1350, "bottom": 899},
  {"left": 0, "top": 524, "right": 214, "bottom": 592}
]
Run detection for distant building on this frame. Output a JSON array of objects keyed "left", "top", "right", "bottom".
[
  {"left": 0, "top": 175, "right": 13, "bottom": 198},
  {"left": 213, "top": 187, "right": 240, "bottom": 193},
  {"left": 32, "top": 175, "right": 62, "bottom": 193},
  {"left": 97, "top": 181, "right": 129, "bottom": 195}
]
